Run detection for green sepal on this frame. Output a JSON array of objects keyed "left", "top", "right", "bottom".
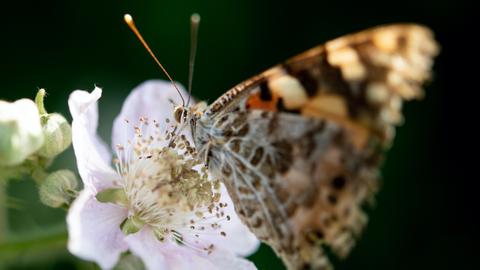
[
  {"left": 114, "top": 252, "right": 146, "bottom": 270},
  {"left": 120, "top": 216, "right": 145, "bottom": 235},
  {"left": 96, "top": 188, "right": 127, "bottom": 205}
]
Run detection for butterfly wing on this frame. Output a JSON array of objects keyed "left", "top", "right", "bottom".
[
  {"left": 198, "top": 110, "right": 379, "bottom": 269},
  {"left": 194, "top": 24, "right": 438, "bottom": 269}
]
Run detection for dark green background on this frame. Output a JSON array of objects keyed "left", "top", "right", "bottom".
[{"left": 1, "top": 0, "right": 476, "bottom": 269}]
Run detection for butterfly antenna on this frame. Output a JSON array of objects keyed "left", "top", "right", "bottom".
[
  {"left": 186, "top": 13, "right": 200, "bottom": 107},
  {"left": 124, "top": 14, "right": 185, "bottom": 106}
]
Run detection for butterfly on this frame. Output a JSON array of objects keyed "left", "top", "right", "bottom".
[
  {"left": 182, "top": 24, "right": 439, "bottom": 270},
  {"left": 127, "top": 18, "right": 439, "bottom": 270}
]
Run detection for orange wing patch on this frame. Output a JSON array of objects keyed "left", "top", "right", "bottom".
[{"left": 246, "top": 89, "right": 279, "bottom": 112}]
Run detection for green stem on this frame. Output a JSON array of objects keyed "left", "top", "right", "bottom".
[
  {"left": 25, "top": 156, "right": 51, "bottom": 184},
  {"left": 31, "top": 166, "right": 49, "bottom": 184},
  {"left": 0, "top": 183, "right": 6, "bottom": 243},
  {"left": 0, "top": 227, "right": 68, "bottom": 264},
  {"left": 35, "top": 88, "right": 48, "bottom": 116}
]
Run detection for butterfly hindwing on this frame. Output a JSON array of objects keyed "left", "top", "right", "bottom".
[
  {"left": 192, "top": 24, "right": 438, "bottom": 269},
  {"left": 199, "top": 108, "right": 380, "bottom": 269}
]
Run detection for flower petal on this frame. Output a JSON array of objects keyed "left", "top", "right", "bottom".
[
  {"left": 111, "top": 80, "right": 193, "bottom": 150},
  {"left": 207, "top": 184, "right": 260, "bottom": 257},
  {"left": 68, "top": 88, "right": 118, "bottom": 190},
  {"left": 67, "top": 190, "right": 128, "bottom": 269},
  {"left": 125, "top": 228, "right": 255, "bottom": 270},
  {"left": 126, "top": 228, "right": 213, "bottom": 270},
  {"left": 69, "top": 87, "right": 112, "bottom": 163},
  {"left": 206, "top": 250, "right": 257, "bottom": 270},
  {"left": 124, "top": 228, "right": 169, "bottom": 270}
]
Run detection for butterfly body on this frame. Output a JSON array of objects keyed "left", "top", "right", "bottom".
[{"left": 189, "top": 24, "right": 438, "bottom": 269}]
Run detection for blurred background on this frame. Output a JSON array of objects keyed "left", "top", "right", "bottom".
[{"left": 1, "top": 0, "right": 476, "bottom": 269}]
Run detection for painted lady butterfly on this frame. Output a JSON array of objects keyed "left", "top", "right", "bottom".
[
  {"left": 187, "top": 24, "right": 438, "bottom": 269},
  {"left": 127, "top": 17, "right": 439, "bottom": 269}
]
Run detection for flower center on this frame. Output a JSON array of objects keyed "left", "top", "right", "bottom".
[{"left": 112, "top": 116, "right": 229, "bottom": 253}]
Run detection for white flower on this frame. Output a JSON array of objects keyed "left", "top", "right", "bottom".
[
  {"left": 67, "top": 80, "right": 259, "bottom": 270},
  {"left": 0, "top": 99, "right": 44, "bottom": 166}
]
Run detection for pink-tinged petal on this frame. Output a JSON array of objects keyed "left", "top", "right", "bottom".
[
  {"left": 125, "top": 227, "right": 233, "bottom": 270},
  {"left": 67, "top": 190, "right": 129, "bottom": 270},
  {"left": 205, "top": 250, "right": 257, "bottom": 270},
  {"left": 69, "top": 88, "right": 118, "bottom": 191},
  {"left": 207, "top": 185, "right": 260, "bottom": 257},
  {"left": 111, "top": 80, "right": 193, "bottom": 150},
  {"left": 161, "top": 250, "right": 219, "bottom": 270},
  {"left": 124, "top": 228, "right": 169, "bottom": 270}
]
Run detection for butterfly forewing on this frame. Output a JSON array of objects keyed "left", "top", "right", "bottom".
[{"left": 193, "top": 24, "right": 438, "bottom": 269}]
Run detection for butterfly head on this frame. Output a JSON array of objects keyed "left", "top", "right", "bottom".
[
  {"left": 173, "top": 101, "right": 207, "bottom": 125},
  {"left": 173, "top": 105, "right": 187, "bottom": 124}
]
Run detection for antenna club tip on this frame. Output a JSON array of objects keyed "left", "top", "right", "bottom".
[
  {"left": 124, "top": 14, "right": 133, "bottom": 23},
  {"left": 191, "top": 13, "right": 201, "bottom": 23}
]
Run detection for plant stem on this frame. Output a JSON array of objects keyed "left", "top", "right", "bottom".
[
  {"left": 0, "top": 227, "right": 68, "bottom": 264},
  {"left": 0, "top": 183, "right": 7, "bottom": 243}
]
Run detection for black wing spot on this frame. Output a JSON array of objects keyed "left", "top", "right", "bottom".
[
  {"left": 301, "top": 263, "right": 313, "bottom": 270},
  {"left": 252, "top": 217, "right": 263, "bottom": 228},
  {"left": 328, "top": 194, "right": 338, "bottom": 205},
  {"left": 272, "top": 140, "right": 293, "bottom": 174},
  {"left": 229, "top": 139, "right": 241, "bottom": 153},
  {"left": 332, "top": 175, "right": 347, "bottom": 190},
  {"left": 296, "top": 69, "right": 318, "bottom": 97},
  {"left": 235, "top": 124, "right": 250, "bottom": 137},
  {"left": 259, "top": 81, "right": 273, "bottom": 101},
  {"left": 221, "top": 163, "right": 232, "bottom": 177},
  {"left": 315, "top": 229, "right": 324, "bottom": 239},
  {"left": 250, "top": 147, "right": 264, "bottom": 166}
]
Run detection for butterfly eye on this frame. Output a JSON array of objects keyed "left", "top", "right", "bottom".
[{"left": 173, "top": 106, "right": 185, "bottom": 123}]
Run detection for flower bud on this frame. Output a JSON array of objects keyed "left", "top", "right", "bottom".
[
  {"left": 0, "top": 99, "right": 44, "bottom": 166},
  {"left": 37, "top": 113, "right": 72, "bottom": 158},
  {"left": 39, "top": 169, "right": 78, "bottom": 208}
]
